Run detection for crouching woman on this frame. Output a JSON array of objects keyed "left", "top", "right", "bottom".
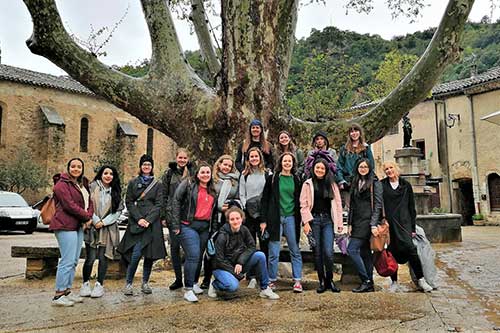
[{"left": 208, "top": 207, "right": 279, "bottom": 300}]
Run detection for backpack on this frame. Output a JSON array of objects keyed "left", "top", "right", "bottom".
[{"left": 304, "top": 149, "right": 337, "bottom": 179}]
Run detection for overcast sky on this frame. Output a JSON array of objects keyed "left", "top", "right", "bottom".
[{"left": 0, "top": 0, "right": 497, "bottom": 76}]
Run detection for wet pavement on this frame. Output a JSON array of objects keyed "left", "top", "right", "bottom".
[{"left": 0, "top": 226, "right": 499, "bottom": 332}]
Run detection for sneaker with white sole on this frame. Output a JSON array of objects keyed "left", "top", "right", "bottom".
[
  {"left": 418, "top": 278, "right": 433, "bottom": 293},
  {"left": 141, "top": 282, "right": 153, "bottom": 294},
  {"left": 247, "top": 278, "right": 257, "bottom": 289},
  {"left": 184, "top": 289, "right": 199, "bottom": 302},
  {"left": 66, "top": 292, "right": 84, "bottom": 303},
  {"left": 192, "top": 283, "right": 204, "bottom": 295},
  {"left": 208, "top": 281, "right": 217, "bottom": 298},
  {"left": 90, "top": 282, "right": 104, "bottom": 298},
  {"left": 52, "top": 295, "right": 74, "bottom": 307},
  {"left": 388, "top": 281, "right": 401, "bottom": 293},
  {"left": 80, "top": 281, "right": 91, "bottom": 297},
  {"left": 259, "top": 286, "right": 279, "bottom": 300},
  {"left": 268, "top": 282, "right": 277, "bottom": 291},
  {"left": 123, "top": 283, "right": 133, "bottom": 296},
  {"left": 293, "top": 281, "right": 303, "bottom": 293}
]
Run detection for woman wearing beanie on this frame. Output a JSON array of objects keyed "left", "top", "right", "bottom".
[
  {"left": 307, "top": 130, "right": 338, "bottom": 162},
  {"left": 235, "top": 119, "right": 274, "bottom": 172},
  {"left": 50, "top": 158, "right": 94, "bottom": 307},
  {"left": 118, "top": 154, "right": 166, "bottom": 296}
]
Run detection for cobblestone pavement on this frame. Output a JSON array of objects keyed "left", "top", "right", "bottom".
[{"left": 0, "top": 226, "right": 498, "bottom": 332}]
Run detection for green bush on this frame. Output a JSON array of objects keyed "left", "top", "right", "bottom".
[
  {"left": 472, "top": 213, "right": 485, "bottom": 220},
  {"left": 0, "top": 148, "right": 48, "bottom": 194}
]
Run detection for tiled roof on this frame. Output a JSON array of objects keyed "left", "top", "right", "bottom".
[
  {"left": 432, "top": 66, "right": 500, "bottom": 96},
  {"left": 0, "top": 64, "right": 94, "bottom": 96}
]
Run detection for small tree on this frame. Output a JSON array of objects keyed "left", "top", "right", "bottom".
[{"left": 0, "top": 149, "right": 48, "bottom": 194}]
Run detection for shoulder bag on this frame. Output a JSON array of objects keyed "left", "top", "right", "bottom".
[
  {"left": 40, "top": 194, "right": 56, "bottom": 225},
  {"left": 369, "top": 184, "right": 390, "bottom": 252}
]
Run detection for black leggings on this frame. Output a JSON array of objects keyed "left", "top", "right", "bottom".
[{"left": 83, "top": 244, "right": 108, "bottom": 285}]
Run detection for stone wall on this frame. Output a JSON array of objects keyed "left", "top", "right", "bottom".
[{"left": 0, "top": 81, "right": 176, "bottom": 203}]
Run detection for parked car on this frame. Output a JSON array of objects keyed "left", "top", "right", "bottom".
[{"left": 0, "top": 191, "right": 38, "bottom": 234}]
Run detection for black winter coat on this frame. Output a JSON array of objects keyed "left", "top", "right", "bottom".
[
  {"left": 348, "top": 180, "right": 383, "bottom": 240},
  {"left": 260, "top": 173, "right": 302, "bottom": 242},
  {"left": 160, "top": 161, "right": 194, "bottom": 222},
  {"left": 170, "top": 179, "right": 217, "bottom": 232},
  {"left": 235, "top": 141, "right": 274, "bottom": 172},
  {"left": 382, "top": 177, "right": 418, "bottom": 264},
  {"left": 117, "top": 177, "right": 167, "bottom": 262},
  {"left": 214, "top": 223, "right": 256, "bottom": 276}
]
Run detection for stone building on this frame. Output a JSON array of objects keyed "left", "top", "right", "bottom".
[
  {"left": 372, "top": 66, "right": 500, "bottom": 225},
  {"left": 0, "top": 64, "right": 176, "bottom": 203}
]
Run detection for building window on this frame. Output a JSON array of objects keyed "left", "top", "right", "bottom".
[
  {"left": 414, "top": 139, "right": 425, "bottom": 160},
  {"left": 488, "top": 173, "right": 500, "bottom": 212},
  {"left": 146, "top": 128, "right": 154, "bottom": 156},
  {"left": 387, "top": 123, "right": 399, "bottom": 135},
  {"left": 80, "top": 117, "right": 89, "bottom": 152}
]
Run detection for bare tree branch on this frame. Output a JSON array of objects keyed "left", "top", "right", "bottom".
[
  {"left": 289, "top": 0, "right": 475, "bottom": 147},
  {"left": 190, "top": 0, "right": 221, "bottom": 78},
  {"left": 23, "top": 0, "right": 142, "bottom": 111}
]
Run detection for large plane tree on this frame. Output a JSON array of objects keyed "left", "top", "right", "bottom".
[{"left": 22, "top": 0, "right": 475, "bottom": 160}]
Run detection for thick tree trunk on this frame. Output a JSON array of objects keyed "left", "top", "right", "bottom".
[{"left": 22, "top": 0, "right": 474, "bottom": 161}]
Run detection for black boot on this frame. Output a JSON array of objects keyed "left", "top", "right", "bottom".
[
  {"left": 325, "top": 271, "right": 341, "bottom": 293},
  {"left": 169, "top": 279, "right": 183, "bottom": 290},
  {"left": 316, "top": 272, "right": 326, "bottom": 294},
  {"left": 200, "top": 278, "right": 210, "bottom": 289},
  {"left": 352, "top": 280, "right": 374, "bottom": 293}
]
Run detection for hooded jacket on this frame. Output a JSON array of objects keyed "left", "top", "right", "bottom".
[{"left": 50, "top": 173, "right": 94, "bottom": 231}]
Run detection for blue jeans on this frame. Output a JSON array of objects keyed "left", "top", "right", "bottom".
[
  {"left": 347, "top": 237, "right": 373, "bottom": 282},
  {"left": 179, "top": 222, "right": 209, "bottom": 288},
  {"left": 268, "top": 216, "right": 303, "bottom": 281},
  {"left": 311, "top": 214, "right": 334, "bottom": 277},
  {"left": 54, "top": 228, "right": 84, "bottom": 291},
  {"left": 213, "top": 251, "right": 270, "bottom": 291},
  {"left": 125, "top": 241, "right": 153, "bottom": 284},
  {"left": 169, "top": 226, "right": 183, "bottom": 281}
]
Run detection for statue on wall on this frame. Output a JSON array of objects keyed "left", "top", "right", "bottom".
[{"left": 403, "top": 113, "right": 412, "bottom": 148}]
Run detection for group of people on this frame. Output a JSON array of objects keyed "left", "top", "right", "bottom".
[{"left": 48, "top": 120, "right": 433, "bottom": 307}]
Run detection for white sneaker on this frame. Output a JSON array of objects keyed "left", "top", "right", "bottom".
[
  {"left": 388, "top": 281, "right": 401, "bottom": 293},
  {"left": 80, "top": 281, "right": 91, "bottom": 297},
  {"left": 418, "top": 278, "right": 433, "bottom": 293},
  {"left": 52, "top": 295, "right": 74, "bottom": 307},
  {"left": 208, "top": 281, "right": 217, "bottom": 298},
  {"left": 259, "top": 286, "right": 279, "bottom": 300},
  {"left": 247, "top": 278, "right": 257, "bottom": 289},
  {"left": 66, "top": 292, "right": 84, "bottom": 303},
  {"left": 192, "top": 283, "right": 204, "bottom": 295},
  {"left": 184, "top": 290, "right": 199, "bottom": 302},
  {"left": 90, "top": 282, "right": 104, "bottom": 298}
]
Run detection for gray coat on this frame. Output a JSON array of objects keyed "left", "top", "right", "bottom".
[{"left": 117, "top": 177, "right": 167, "bottom": 262}]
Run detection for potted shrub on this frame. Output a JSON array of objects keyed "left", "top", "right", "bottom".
[{"left": 472, "top": 213, "right": 485, "bottom": 226}]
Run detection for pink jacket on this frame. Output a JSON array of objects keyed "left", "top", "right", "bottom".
[{"left": 299, "top": 179, "right": 343, "bottom": 230}]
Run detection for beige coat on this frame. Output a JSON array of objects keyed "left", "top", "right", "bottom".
[{"left": 299, "top": 179, "right": 343, "bottom": 230}]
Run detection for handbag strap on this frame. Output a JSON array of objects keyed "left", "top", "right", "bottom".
[
  {"left": 135, "top": 178, "right": 158, "bottom": 203},
  {"left": 370, "top": 184, "right": 386, "bottom": 221}
]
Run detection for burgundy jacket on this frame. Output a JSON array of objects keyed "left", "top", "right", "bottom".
[{"left": 50, "top": 173, "right": 94, "bottom": 231}]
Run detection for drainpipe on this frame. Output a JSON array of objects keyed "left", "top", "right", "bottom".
[
  {"left": 440, "top": 100, "right": 454, "bottom": 213},
  {"left": 467, "top": 94, "right": 481, "bottom": 214}
]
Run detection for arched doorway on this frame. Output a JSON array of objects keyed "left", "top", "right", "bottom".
[{"left": 488, "top": 173, "right": 500, "bottom": 212}]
